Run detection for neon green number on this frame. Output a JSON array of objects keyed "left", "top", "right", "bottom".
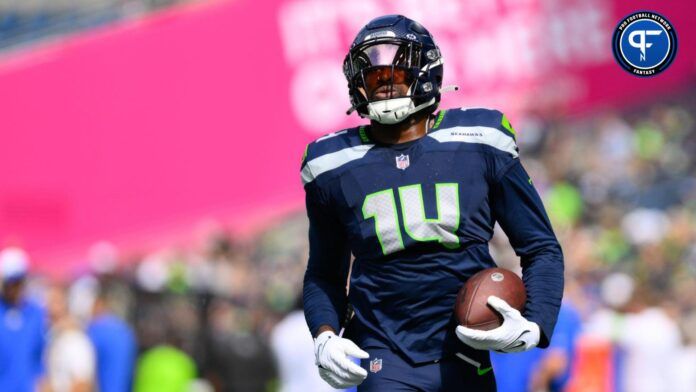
[
  {"left": 398, "top": 183, "right": 460, "bottom": 249},
  {"left": 362, "top": 189, "right": 405, "bottom": 255},
  {"left": 363, "top": 183, "right": 460, "bottom": 255}
]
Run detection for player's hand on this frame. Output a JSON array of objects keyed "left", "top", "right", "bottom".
[
  {"left": 455, "top": 296, "right": 540, "bottom": 353},
  {"left": 314, "top": 331, "right": 370, "bottom": 388}
]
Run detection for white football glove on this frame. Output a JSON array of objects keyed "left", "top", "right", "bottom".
[
  {"left": 455, "top": 296, "right": 541, "bottom": 353},
  {"left": 314, "top": 331, "right": 369, "bottom": 388}
]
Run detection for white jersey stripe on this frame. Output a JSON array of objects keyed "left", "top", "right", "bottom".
[
  {"left": 428, "top": 126, "right": 518, "bottom": 158},
  {"left": 302, "top": 144, "right": 375, "bottom": 185},
  {"left": 316, "top": 130, "right": 348, "bottom": 142}
]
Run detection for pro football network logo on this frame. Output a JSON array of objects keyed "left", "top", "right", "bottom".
[
  {"left": 395, "top": 154, "right": 410, "bottom": 170},
  {"left": 612, "top": 11, "right": 677, "bottom": 77}
]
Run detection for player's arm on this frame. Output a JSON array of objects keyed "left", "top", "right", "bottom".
[
  {"left": 456, "top": 158, "right": 563, "bottom": 352},
  {"left": 489, "top": 159, "right": 564, "bottom": 348},
  {"left": 302, "top": 182, "right": 369, "bottom": 388},
  {"left": 302, "top": 181, "right": 352, "bottom": 337}
]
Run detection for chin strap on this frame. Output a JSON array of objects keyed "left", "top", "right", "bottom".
[
  {"left": 346, "top": 85, "right": 460, "bottom": 116},
  {"left": 368, "top": 97, "right": 435, "bottom": 124},
  {"left": 346, "top": 101, "right": 368, "bottom": 115}
]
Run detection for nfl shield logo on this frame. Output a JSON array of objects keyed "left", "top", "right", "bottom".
[
  {"left": 369, "top": 358, "right": 383, "bottom": 373},
  {"left": 395, "top": 154, "right": 410, "bottom": 170}
]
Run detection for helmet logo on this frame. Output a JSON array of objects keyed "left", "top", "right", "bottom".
[
  {"left": 364, "top": 30, "right": 396, "bottom": 41},
  {"left": 406, "top": 33, "right": 417, "bottom": 41}
]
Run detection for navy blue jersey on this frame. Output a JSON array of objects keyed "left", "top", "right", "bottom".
[{"left": 301, "top": 108, "right": 564, "bottom": 364}]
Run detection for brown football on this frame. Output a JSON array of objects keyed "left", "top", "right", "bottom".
[{"left": 454, "top": 267, "right": 526, "bottom": 330}]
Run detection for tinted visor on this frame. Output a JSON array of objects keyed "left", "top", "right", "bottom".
[
  {"left": 349, "top": 41, "right": 419, "bottom": 76},
  {"left": 348, "top": 41, "right": 420, "bottom": 100},
  {"left": 362, "top": 66, "right": 413, "bottom": 99}
]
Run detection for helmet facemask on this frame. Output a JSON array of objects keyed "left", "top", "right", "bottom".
[{"left": 344, "top": 38, "right": 441, "bottom": 125}]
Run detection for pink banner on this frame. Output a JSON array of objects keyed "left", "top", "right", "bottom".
[
  {"left": 278, "top": 0, "right": 696, "bottom": 130},
  {"left": 0, "top": 1, "right": 306, "bottom": 273},
  {"left": 1, "top": 0, "right": 695, "bottom": 274}
]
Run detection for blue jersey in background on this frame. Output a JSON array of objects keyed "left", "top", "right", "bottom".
[
  {"left": 0, "top": 299, "right": 46, "bottom": 392},
  {"left": 491, "top": 301, "right": 582, "bottom": 392},
  {"left": 88, "top": 313, "right": 137, "bottom": 392}
]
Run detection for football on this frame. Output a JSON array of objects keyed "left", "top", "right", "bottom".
[{"left": 454, "top": 267, "right": 526, "bottom": 330}]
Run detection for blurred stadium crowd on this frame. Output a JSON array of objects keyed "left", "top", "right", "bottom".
[
  {"left": 2, "top": 92, "right": 695, "bottom": 392},
  {"left": 0, "top": 0, "right": 198, "bottom": 51}
]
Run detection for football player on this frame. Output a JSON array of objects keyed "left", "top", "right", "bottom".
[{"left": 301, "top": 15, "right": 564, "bottom": 391}]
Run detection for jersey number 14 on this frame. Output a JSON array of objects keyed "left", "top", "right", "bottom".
[{"left": 362, "top": 183, "right": 460, "bottom": 255}]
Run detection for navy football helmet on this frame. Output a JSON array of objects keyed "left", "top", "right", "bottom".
[{"left": 343, "top": 15, "right": 444, "bottom": 124}]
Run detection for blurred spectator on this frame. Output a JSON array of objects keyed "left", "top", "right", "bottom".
[
  {"left": 87, "top": 283, "right": 137, "bottom": 392},
  {"left": 42, "top": 284, "right": 95, "bottom": 392},
  {"left": 271, "top": 299, "right": 340, "bottom": 392},
  {"left": 583, "top": 273, "right": 682, "bottom": 392},
  {"left": 0, "top": 247, "right": 46, "bottom": 392},
  {"left": 491, "top": 300, "right": 582, "bottom": 392},
  {"left": 528, "top": 301, "right": 582, "bottom": 391},
  {"left": 203, "top": 298, "right": 277, "bottom": 392},
  {"left": 132, "top": 288, "right": 199, "bottom": 392},
  {"left": 133, "top": 345, "right": 196, "bottom": 392}
]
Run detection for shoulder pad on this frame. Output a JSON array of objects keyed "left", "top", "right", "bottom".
[
  {"left": 300, "top": 126, "right": 374, "bottom": 185},
  {"left": 428, "top": 108, "right": 518, "bottom": 157}
]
